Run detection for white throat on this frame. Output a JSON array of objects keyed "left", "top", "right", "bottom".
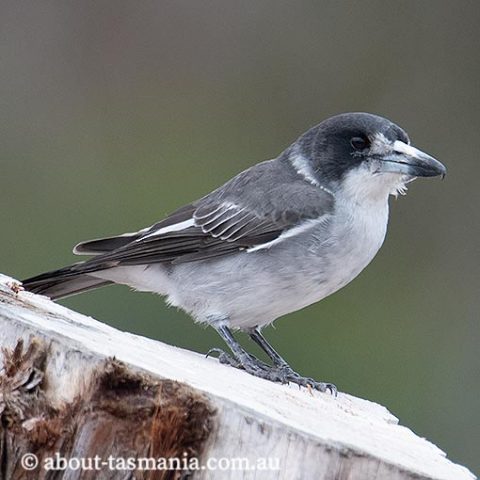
[{"left": 340, "top": 163, "right": 412, "bottom": 205}]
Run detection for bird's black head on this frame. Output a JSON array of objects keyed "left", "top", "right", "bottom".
[{"left": 288, "top": 112, "right": 446, "bottom": 199}]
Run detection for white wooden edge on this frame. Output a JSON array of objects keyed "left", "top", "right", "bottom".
[{"left": 0, "top": 274, "right": 475, "bottom": 480}]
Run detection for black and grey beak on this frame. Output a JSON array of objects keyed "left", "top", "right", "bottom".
[{"left": 376, "top": 140, "right": 446, "bottom": 178}]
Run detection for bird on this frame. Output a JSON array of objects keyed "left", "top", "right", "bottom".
[{"left": 22, "top": 112, "right": 446, "bottom": 394}]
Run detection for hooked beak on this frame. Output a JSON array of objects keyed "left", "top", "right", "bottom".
[{"left": 377, "top": 140, "right": 446, "bottom": 178}]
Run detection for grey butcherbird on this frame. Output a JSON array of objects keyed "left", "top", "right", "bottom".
[{"left": 22, "top": 112, "right": 446, "bottom": 394}]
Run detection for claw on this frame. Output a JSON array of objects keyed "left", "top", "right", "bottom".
[
  {"left": 325, "top": 383, "right": 338, "bottom": 397},
  {"left": 302, "top": 379, "right": 337, "bottom": 396},
  {"left": 206, "top": 348, "right": 241, "bottom": 367},
  {"left": 205, "top": 348, "right": 224, "bottom": 359},
  {"left": 272, "top": 366, "right": 337, "bottom": 395}
]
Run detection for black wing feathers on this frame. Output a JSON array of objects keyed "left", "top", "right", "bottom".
[{"left": 67, "top": 160, "right": 334, "bottom": 271}]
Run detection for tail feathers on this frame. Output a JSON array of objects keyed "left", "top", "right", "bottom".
[
  {"left": 22, "top": 265, "right": 112, "bottom": 300},
  {"left": 73, "top": 233, "right": 141, "bottom": 255}
]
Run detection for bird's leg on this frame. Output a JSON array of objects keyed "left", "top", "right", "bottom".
[
  {"left": 208, "top": 325, "right": 336, "bottom": 394},
  {"left": 249, "top": 328, "right": 291, "bottom": 368},
  {"left": 207, "top": 324, "right": 270, "bottom": 372},
  {"left": 249, "top": 328, "right": 337, "bottom": 395}
]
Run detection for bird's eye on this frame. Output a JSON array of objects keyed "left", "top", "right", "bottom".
[{"left": 350, "top": 136, "right": 370, "bottom": 150}]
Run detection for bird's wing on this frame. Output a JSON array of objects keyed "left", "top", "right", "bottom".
[{"left": 73, "top": 160, "right": 335, "bottom": 269}]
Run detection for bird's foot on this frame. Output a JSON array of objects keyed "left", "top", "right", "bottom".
[
  {"left": 207, "top": 349, "right": 336, "bottom": 395},
  {"left": 273, "top": 365, "right": 337, "bottom": 395},
  {"left": 241, "top": 363, "right": 336, "bottom": 395},
  {"left": 206, "top": 348, "right": 270, "bottom": 371}
]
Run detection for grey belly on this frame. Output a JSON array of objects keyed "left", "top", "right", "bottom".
[
  {"left": 95, "top": 217, "right": 386, "bottom": 330},
  {"left": 166, "top": 235, "right": 378, "bottom": 329}
]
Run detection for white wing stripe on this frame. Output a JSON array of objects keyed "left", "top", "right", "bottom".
[
  {"left": 194, "top": 202, "right": 240, "bottom": 222},
  {"left": 140, "top": 218, "right": 195, "bottom": 240},
  {"left": 209, "top": 211, "right": 251, "bottom": 238},
  {"left": 246, "top": 217, "right": 327, "bottom": 253},
  {"left": 202, "top": 206, "right": 245, "bottom": 228},
  {"left": 220, "top": 213, "right": 254, "bottom": 239},
  {"left": 193, "top": 204, "right": 224, "bottom": 220}
]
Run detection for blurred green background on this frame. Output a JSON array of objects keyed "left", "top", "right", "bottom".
[{"left": 1, "top": 0, "right": 479, "bottom": 474}]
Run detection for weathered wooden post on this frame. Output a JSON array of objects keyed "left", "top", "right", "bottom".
[{"left": 0, "top": 274, "right": 475, "bottom": 479}]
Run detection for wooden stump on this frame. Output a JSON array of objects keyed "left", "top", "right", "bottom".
[{"left": 0, "top": 274, "right": 475, "bottom": 480}]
